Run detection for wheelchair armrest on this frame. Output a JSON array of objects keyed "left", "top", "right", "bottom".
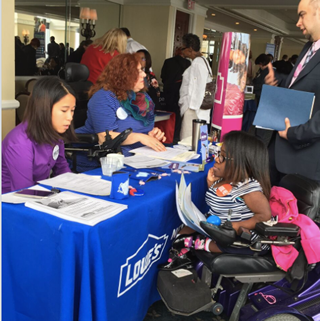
[
  {"left": 75, "top": 134, "right": 99, "bottom": 145},
  {"left": 255, "top": 222, "right": 300, "bottom": 237}
]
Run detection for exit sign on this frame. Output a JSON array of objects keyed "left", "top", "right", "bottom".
[{"left": 188, "top": 0, "right": 195, "bottom": 10}]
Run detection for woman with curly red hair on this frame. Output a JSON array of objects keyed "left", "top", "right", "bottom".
[{"left": 75, "top": 53, "right": 166, "bottom": 172}]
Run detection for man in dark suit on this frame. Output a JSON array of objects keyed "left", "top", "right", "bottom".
[
  {"left": 161, "top": 48, "right": 191, "bottom": 144},
  {"left": 265, "top": 0, "right": 320, "bottom": 185},
  {"left": 47, "top": 36, "right": 60, "bottom": 60}
]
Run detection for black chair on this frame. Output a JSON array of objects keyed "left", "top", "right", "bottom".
[{"left": 64, "top": 62, "right": 92, "bottom": 129}]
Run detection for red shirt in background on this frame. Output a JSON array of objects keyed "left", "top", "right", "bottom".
[{"left": 80, "top": 45, "right": 119, "bottom": 84}]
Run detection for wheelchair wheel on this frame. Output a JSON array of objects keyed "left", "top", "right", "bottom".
[
  {"left": 264, "top": 314, "right": 301, "bottom": 321},
  {"left": 211, "top": 302, "right": 223, "bottom": 316}
]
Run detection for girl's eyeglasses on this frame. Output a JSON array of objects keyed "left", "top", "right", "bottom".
[{"left": 215, "top": 151, "right": 233, "bottom": 164}]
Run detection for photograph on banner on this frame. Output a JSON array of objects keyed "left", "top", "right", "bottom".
[
  {"left": 34, "top": 17, "right": 46, "bottom": 59},
  {"left": 225, "top": 32, "right": 250, "bottom": 116}
]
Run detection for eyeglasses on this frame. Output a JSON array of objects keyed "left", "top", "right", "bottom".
[
  {"left": 141, "top": 58, "right": 146, "bottom": 61},
  {"left": 215, "top": 151, "right": 233, "bottom": 164}
]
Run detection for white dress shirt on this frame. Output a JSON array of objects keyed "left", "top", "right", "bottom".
[{"left": 126, "top": 38, "right": 147, "bottom": 53}]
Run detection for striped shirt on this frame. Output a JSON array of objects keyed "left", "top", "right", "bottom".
[{"left": 205, "top": 178, "right": 269, "bottom": 249}]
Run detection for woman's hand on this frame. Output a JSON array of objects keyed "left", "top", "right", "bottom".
[
  {"left": 148, "top": 127, "right": 166, "bottom": 143},
  {"left": 140, "top": 134, "right": 166, "bottom": 152},
  {"left": 207, "top": 167, "right": 220, "bottom": 187}
]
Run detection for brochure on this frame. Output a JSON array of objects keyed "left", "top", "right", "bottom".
[
  {"left": 25, "top": 191, "right": 128, "bottom": 226},
  {"left": 175, "top": 174, "right": 209, "bottom": 237}
]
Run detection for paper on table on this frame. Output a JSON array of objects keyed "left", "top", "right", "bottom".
[
  {"left": 123, "top": 155, "right": 170, "bottom": 169},
  {"left": 25, "top": 191, "right": 127, "bottom": 226},
  {"left": 1, "top": 185, "right": 51, "bottom": 204},
  {"left": 129, "top": 146, "right": 199, "bottom": 162},
  {"left": 38, "top": 172, "right": 111, "bottom": 196}
]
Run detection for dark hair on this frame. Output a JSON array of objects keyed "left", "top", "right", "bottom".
[
  {"left": 30, "top": 38, "right": 40, "bottom": 48},
  {"left": 182, "top": 33, "right": 200, "bottom": 52},
  {"left": 50, "top": 36, "right": 55, "bottom": 41},
  {"left": 137, "top": 49, "right": 152, "bottom": 73},
  {"left": 255, "top": 54, "right": 269, "bottom": 66},
  {"left": 89, "top": 53, "right": 142, "bottom": 101},
  {"left": 282, "top": 54, "right": 288, "bottom": 60},
  {"left": 222, "top": 131, "right": 271, "bottom": 199},
  {"left": 120, "top": 27, "right": 131, "bottom": 37},
  {"left": 266, "top": 53, "right": 274, "bottom": 62},
  {"left": 23, "top": 77, "right": 77, "bottom": 145}
]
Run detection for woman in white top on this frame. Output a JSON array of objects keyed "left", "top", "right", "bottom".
[{"left": 178, "top": 33, "right": 213, "bottom": 140}]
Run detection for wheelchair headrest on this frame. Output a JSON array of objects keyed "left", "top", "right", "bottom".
[
  {"left": 65, "top": 63, "right": 89, "bottom": 82},
  {"left": 279, "top": 174, "right": 320, "bottom": 220}
]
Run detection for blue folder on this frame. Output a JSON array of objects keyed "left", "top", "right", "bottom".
[{"left": 253, "top": 85, "right": 315, "bottom": 131}]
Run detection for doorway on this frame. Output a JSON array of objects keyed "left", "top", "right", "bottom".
[{"left": 173, "top": 10, "right": 190, "bottom": 56}]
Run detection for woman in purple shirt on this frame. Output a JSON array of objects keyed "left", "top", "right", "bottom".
[{"left": 2, "top": 77, "right": 77, "bottom": 193}]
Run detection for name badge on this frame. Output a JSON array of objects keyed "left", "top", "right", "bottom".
[
  {"left": 52, "top": 145, "right": 59, "bottom": 161},
  {"left": 216, "top": 184, "right": 232, "bottom": 197},
  {"left": 116, "top": 107, "right": 128, "bottom": 120}
]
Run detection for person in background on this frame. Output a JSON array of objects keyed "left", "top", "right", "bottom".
[
  {"left": 120, "top": 27, "right": 147, "bottom": 53},
  {"left": 47, "top": 36, "right": 60, "bottom": 60},
  {"left": 21, "top": 38, "right": 40, "bottom": 76},
  {"left": 136, "top": 49, "right": 161, "bottom": 109},
  {"left": 15, "top": 36, "right": 25, "bottom": 76},
  {"left": 75, "top": 53, "right": 166, "bottom": 172},
  {"left": 67, "top": 40, "right": 93, "bottom": 63},
  {"left": 161, "top": 47, "right": 191, "bottom": 144},
  {"left": 38, "top": 21, "right": 46, "bottom": 33},
  {"left": 2, "top": 77, "right": 76, "bottom": 193},
  {"left": 81, "top": 28, "right": 127, "bottom": 84},
  {"left": 264, "top": 0, "right": 320, "bottom": 186},
  {"left": 266, "top": 53, "right": 274, "bottom": 63},
  {"left": 179, "top": 33, "right": 212, "bottom": 140},
  {"left": 160, "top": 131, "right": 271, "bottom": 270},
  {"left": 273, "top": 54, "right": 291, "bottom": 74},
  {"left": 59, "top": 43, "right": 66, "bottom": 66},
  {"left": 246, "top": 50, "right": 253, "bottom": 85}
]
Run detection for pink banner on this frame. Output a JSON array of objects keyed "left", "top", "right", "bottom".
[{"left": 212, "top": 32, "right": 250, "bottom": 141}]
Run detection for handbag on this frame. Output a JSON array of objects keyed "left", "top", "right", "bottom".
[{"left": 200, "top": 57, "right": 216, "bottom": 110}]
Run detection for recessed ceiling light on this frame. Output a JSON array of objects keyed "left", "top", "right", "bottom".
[
  {"left": 211, "top": 13, "right": 216, "bottom": 16},
  {"left": 235, "top": 22, "right": 240, "bottom": 25},
  {"left": 253, "top": 28, "right": 258, "bottom": 31}
]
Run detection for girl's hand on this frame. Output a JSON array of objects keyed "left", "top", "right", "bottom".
[
  {"left": 148, "top": 127, "right": 166, "bottom": 143},
  {"left": 207, "top": 167, "right": 220, "bottom": 187}
]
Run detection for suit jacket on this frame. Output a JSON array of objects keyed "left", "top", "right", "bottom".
[{"left": 275, "top": 42, "right": 320, "bottom": 181}]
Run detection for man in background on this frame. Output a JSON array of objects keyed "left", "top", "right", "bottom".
[
  {"left": 47, "top": 36, "right": 60, "bottom": 60},
  {"left": 120, "top": 27, "right": 147, "bottom": 53}
]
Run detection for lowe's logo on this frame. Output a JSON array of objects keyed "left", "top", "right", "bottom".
[{"left": 117, "top": 234, "right": 168, "bottom": 297}]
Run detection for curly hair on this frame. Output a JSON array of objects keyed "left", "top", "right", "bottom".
[{"left": 88, "top": 53, "right": 142, "bottom": 101}]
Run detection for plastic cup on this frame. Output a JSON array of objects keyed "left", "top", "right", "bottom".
[{"left": 100, "top": 157, "right": 117, "bottom": 176}]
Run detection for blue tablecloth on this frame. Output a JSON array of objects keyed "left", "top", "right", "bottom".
[{"left": 2, "top": 165, "right": 210, "bottom": 321}]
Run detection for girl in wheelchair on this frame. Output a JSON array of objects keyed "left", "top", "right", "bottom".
[{"left": 161, "top": 131, "right": 272, "bottom": 269}]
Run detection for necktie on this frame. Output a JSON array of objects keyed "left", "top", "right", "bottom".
[{"left": 302, "top": 44, "right": 314, "bottom": 69}]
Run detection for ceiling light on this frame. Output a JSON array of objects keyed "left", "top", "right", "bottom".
[
  {"left": 254, "top": 29, "right": 258, "bottom": 31},
  {"left": 211, "top": 13, "right": 216, "bottom": 16},
  {"left": 235, "top": 22, "right": 240, "bottom": 25}
]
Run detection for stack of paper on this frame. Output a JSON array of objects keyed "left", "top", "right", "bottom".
[
  {"left": 25, "top": 191, "right": 127, "bottom": 226},
  {"left": 123, "top": 154, "right": 170, "bottom": 169},
  {"left": 38, "top": 172, "right": 111, "bottom": 196},
  {"left": 129, "top": 146, "right": 199, "bottom": 162}
]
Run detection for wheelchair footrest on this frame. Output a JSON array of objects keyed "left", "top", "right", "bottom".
[
  {"left": 255, "top": 222, "right": 300, "bottom": 237},
  {"left": 157, "top": 269, "right": 211, "bottom": 314}
]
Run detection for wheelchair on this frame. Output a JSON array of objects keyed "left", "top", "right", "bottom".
[
  {"left": 157, "top": 174, "right": 320, "bottom": 321},
  {"left": 65, "top": 128, "right": 132, "bottom": 173}
]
